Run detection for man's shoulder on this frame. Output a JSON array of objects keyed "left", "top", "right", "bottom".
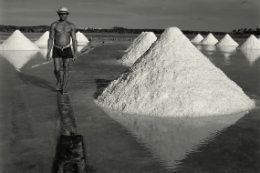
[
  {"left": 50, "top": 21, "right": 59, "bottom": 27},
  {"left": 66, "top": 21, "right": 76, "bottom": 27}
]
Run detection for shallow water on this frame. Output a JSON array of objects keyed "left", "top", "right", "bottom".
[{"left": 0, "top": 33, "right": 260, "bottom": 173}]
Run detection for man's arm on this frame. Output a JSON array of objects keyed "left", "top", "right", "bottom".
[
  {"left": 71, "top": 23, "right": 78, "bottom": 61},
  {"left": 46, "top": 23, "right": 55, "bottom": 61}
]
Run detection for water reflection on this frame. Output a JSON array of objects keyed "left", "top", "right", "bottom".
[
  {"left": 0, "top": 50, "right": 39, "bottom": 72},
  {"left": 218, "top": 46, "right": 237, "bottom": 58},
  {"left": 240, "top": 49, "right": 260, "bottom": 66},
  {"left": 101, "top": 108, "right": 246, "bottom": 170},
  {"left": 204, "top": 45, "right": 216, "bottom": 56}
]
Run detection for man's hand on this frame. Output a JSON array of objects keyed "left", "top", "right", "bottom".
[
  {"left": 46, "top": 52, "right": 51, "bottom": 61},
  {"left": 72, "top": 54, "right": 78, "bottom": 61}
]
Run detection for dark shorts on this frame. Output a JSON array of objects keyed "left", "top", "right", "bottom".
[{"left": 52, "top": 46, "right": 73, "bottom": 59}]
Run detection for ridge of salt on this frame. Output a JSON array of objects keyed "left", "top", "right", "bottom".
[
  {"left": 34, "top": 31, "right": 49, "bottom": 48},
  {"left": 191, "top": 34, "right": 204, "bottom": 43},
  {"left": 76, "top": 32, "right": 89, "bottom": 43},
  {"left": 125, "top": 32, "right": 147, "bottom": 52},
  {"left": 95, "top": 27, "right": 254, "bottom": 117},
  {"left": 0, "top": 30, "right": 40, "bottom": 50},
  {"left": 119, "top": 32, "right": 157, "bottom": 66},
  {"left": 200, "top": 33, "right": 218, "bottom": 45},
  {"left": 238, "top": 35, "right": 260, "bottom": 50},
  {"left": 216, "top": 34, "right": 239, "bottom": 47}
]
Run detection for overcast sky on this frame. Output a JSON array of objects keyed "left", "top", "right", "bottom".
[{"left": 0, "top": 0, "right": 259, "bottom": 32}]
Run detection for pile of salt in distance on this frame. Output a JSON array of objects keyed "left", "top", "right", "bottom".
[
  {"left": 125, "top": 32, "right": 146, "bottom": 52},
  {"left": 0, "top": 30, "right": 40, "bottom": 50},
  {"left": 200, "top": 33, "right": 218, "bottom": 45},
  {"left": 34, "top": 31, "right": 49, "bottom": 48},
  {"left": 238, "top": 35, "right": 260, "bottom": 49},
  {"left": 191, "top": 34, "right": 204, "bottom": 43},
  {"left": 216, "top": 34, "right": 239, "bottom": 47},
  {"left": 76, "top": 32, "right": 89, "bottom": 45},
  {"left": 95, "top": 27, "right": 254, "bottom": 117},
  {"left": 119, "top": 32, "right": 157, "bottom": 66}
]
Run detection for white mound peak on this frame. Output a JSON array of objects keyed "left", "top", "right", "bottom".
[
  {"left": 216, "top": 34, "right": 239, "bottom": 47},
  {"left": 119, "top": 32, "right": 157, "bottom": 66},
  {"left": 200, "top": 33, "right": 218, "bottom": 45},
  {"left": 95, "top": 27, "right": 254, "bottom": 117},
  {"left": 34, "top": 31, "right": 49, "bottom": 48},
  {"left": 76, "top": 32, "right": 89, "bottom": 45},
  {"left": 238, "top": 35, "right": 260, "bottom": 50},
  {"left": 0, "top": 30, "right": 40, "bottom": 50},
  {"left": 191, "top": 34, "right": 204, "bottom": 43}
]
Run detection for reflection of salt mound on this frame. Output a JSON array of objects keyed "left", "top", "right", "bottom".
[
  {"left": 200, "top": 33, "right": 218, "bottom": 45},
  {"left": 216, "top": 34, "right": 238, "bottom": 47},
  {"left": 191, "top": 34, "right": 204, "bottom": 43},
  {"left": 0, "top": 30, "right": 40, "bottom": 50},
  {"left": 219, "top": 46, "right": 236, "bottom": 58},
  {"left": 238, "top": 35, "right": 260, "bottom": 50},
  {"left": 0, "top": 51, "right": 38, "bottom": 71},
  {"left": 34, "top": 31, "right": 49, "bottom": 48},
  {"left": 96, "top": 27, "right": 254, "bottom": 117},
  {"left": 39, "top": 49, "right": 53, "bottom": 59},
  {"left": 119, "top": 32, "right": 157, "bottom": 65},
  {"left": 125, "top": 32, "right": 146, "bottom": 52},
  {"left": 241, "top": 49, "right": 260, "bottom": 65},
  {"left": 76, "top": 32, "right": 89, "bottom": 45},
  {"left": 103, "top": 108, "right": 246, "bottom": 170}
]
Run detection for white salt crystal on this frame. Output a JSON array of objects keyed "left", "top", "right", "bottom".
[
  {"left": 238, "top": 35, "right": 260, "bottom": 50},
  {"left": 119, "top": 32, "right": 157, "bottom": 66},
  {"left": 191, "top": 34, "right": 204, "bottom": 43},
  {"left": 95, "top": 27, "right": 254, "bottom": 117},
  {"left": 0, "top": 30, "right": 40, "bottom": 50},
  {"left": 34, "top": 31, "right": 49, "bottom": 48},
  {"left": 216, "top": 34, "right": 239, "bottom": 47},
  {"left": 200, "top": 33, "right": 218, "bottom": 45}
]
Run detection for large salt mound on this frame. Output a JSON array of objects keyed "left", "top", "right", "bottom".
[
  {"left": 125, "top": 32, "right": 146, "bottom": 52},
  {"left": 0, "top": 30, "right": 40, "bottom": 50},
  {"left": 34, "top": 31, "right": 49, "bottom": 48},
  {"left": 200, "top": 33, "right": 218, "bottom": 45},
  {"left": 238, "top": 35, "right": 260, "bottom": 50},
  {"left": 119, "top": 32, "right": 157, "bottom": 65},
  {"left": 191, "top": 34, "right": 204, "bottom": 43},
  {"left": 76, "top": 32, "right": 89, "bottom": 45},
  {"left": 216, "top": 34, "right": 239, "bottom": 47},
  {"left": 95, "top": 27, "right": 254, "bottom": 117},
  {"left": 0, "top": 51, "right": 38, "bottom": 72}
]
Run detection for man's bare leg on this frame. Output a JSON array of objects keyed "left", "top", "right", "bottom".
[
  {"left": 54, "top": 58, "right": 62, "bottom": 90},
  {"left": 61, "top": 58, "right": 70, "bottom": 94}
]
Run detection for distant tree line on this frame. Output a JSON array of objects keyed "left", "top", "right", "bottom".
[
  {"left": 0, "top": 25, "right": 49, "bottom": 33},
  {"left": 232, "top": 28, "right": 260, "bottom": 35}
]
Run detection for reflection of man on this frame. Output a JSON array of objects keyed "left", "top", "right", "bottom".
[{"left": 46, "top": 7, "right": 77, "bottom": 94}]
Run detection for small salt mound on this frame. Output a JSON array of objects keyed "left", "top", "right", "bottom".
[
  {"left": 125, "top": 32, "right": 146, "bottom": 52},
  {"left": 0, "top": 30, "right": 40, "bottom": 50},
  {"left": 241, "top": 49, "right": 260, "bottom": 66},
  {"left": 96, "top": 27, "right": 254, "bottom": 117},
  {"left": 119, "top": 32, "right": 157, "bottom": 66},
  {"left": 200, "top": 33, "right": 218, "bottom": 45},
  {"left": 34, "top": 31, "right": 49, "bottom": 48},
  {"left": 191, "top": 34, "right": 204, "bottom": 43},
  {"left": 238, "top": 35, "right": 260, "bottom": 50},
  {"left": 76, "top": 32, "right": 89, "bottom": 45},
  {"left": 216, "top": 34, "right": 239, "bottom": 47},
  {"left": 0, "top": 51, "right": 38, "bottom": 71}
]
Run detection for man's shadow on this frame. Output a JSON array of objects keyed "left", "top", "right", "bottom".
[
  {"left": 93, "top": 79, "right": 113, "bottom": 99},
  {"left": 17, "top": 72, "right": 56, "bottom": 92}
]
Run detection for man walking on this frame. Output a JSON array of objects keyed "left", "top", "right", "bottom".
[{"left": 46, "top": 7, "right": 77, "bottom": 94}]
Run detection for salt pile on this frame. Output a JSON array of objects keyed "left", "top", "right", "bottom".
[
  {"left": 200, "top": 33, "right": 218, "bottom": 45},
  {"left": 216, "top": 34, "right": 239, "bottom": 47},
  {"left": 34, "top": 31, "right": 49, "bottom": 48},
  {"left": 238, "top": 35, "right": 260, "bottom": 50},
  {"left": 0, "top": 30, "right": 40, "bottom": 50},
  {"left": 0, "top": 51, "right": 38, "bottom": 72},
  {"left": 119, "top": 32, "right": 157, "bottom": 65},
  {"left": 125, "top": 32, "right": 146, "bottom": 52},
  {"left": 95, "top": 27, "right": 254, "bottom": 117},
  {"left": 76, "top": 32, "right": 89, "bottom": 45},
  {"left": 191, "top": 34, "right": 204, "bottom": 43}
]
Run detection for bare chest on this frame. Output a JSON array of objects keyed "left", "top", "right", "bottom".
[{"left": 55, "top": 23, "right": 71, "bottom": 33}]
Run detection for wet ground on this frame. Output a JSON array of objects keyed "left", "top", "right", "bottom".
[{"left": 0, "top": 35, "right": 260, "bottom": 173}]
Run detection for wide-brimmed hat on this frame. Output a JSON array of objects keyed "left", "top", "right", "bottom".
[{"left": 57, "top": 7, "right": 69, "bottom": 14}]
